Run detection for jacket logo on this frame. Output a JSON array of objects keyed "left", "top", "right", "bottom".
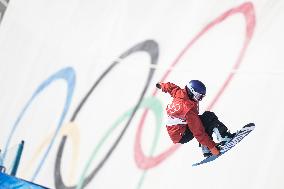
[{"left": 167, "top": 102, "right": 181, "bottom": 114}]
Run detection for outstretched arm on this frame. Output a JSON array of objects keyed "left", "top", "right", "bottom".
[{"left": 156, "top": 82, "right": 181, "bottom": 98}]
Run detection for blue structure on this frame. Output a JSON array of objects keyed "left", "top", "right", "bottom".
[{"left": 0, "top": 172, "right": 49, "bottom": 189}]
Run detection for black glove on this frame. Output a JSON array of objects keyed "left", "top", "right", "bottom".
[{"left": 156, "top": 83, "right": 161, "bottom": 89}]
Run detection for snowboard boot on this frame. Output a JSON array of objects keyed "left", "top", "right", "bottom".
[
  {"left": 213, "top": 127, "right": 235, "bottom": 147},
  {"left": 201, "top": 145, "right": 212, "bottom": 157}
]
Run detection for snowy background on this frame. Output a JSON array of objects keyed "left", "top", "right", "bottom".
[{"left": 0, "top": 0, "right": 283, "bottom": 188}]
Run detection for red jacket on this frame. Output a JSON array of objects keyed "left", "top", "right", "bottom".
[{"left": 160, "top": 82, "right": 216, "bottom": 150}]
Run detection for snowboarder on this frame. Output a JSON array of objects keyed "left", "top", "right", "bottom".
[{"left": 156, "top": 80, "right": 235, "bottom": 157}]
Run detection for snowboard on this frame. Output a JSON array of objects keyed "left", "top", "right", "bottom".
[{"left": 192, "top": 123, "right": 255, "bottom": 167}]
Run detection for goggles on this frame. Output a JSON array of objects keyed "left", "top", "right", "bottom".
[{"left": 189, "top": 86, "right": 205, "bottom": 101}]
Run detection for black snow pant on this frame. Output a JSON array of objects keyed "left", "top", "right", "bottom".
[
  {"left": 199, "top": 111, "right": 229, "bottom": 140},
  {"left": 178, "top": 111, "right": 229, "bottom": 144}
]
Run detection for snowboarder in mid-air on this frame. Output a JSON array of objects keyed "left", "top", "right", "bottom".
[{"left": 156, "top": 80, "right": 235, "bottom": 157}]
